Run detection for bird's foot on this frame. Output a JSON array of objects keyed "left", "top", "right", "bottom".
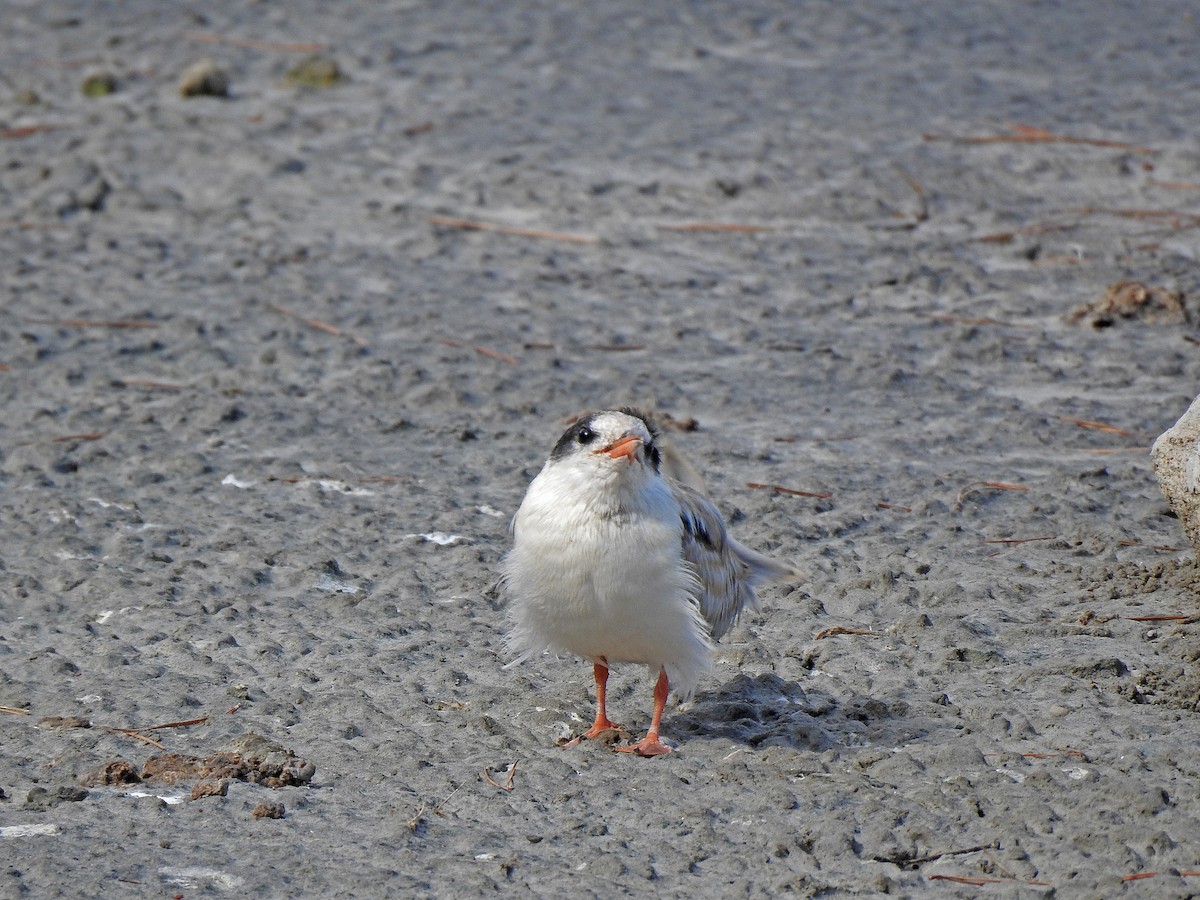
[{"left": 615, "top": 734, "right": 675, "bottom": 757}]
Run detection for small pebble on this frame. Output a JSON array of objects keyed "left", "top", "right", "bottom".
[
  {"left": 179, "top": 59, "right": 230, "bottom": 98},
  {"left": 285, "top": 55, "right": 345, "bottom": 89},
  {"left": 81, "top": 71, "right": 117, "bottom": 97}
]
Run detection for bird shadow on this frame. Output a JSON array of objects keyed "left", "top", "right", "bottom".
[{"left": 669, "top": 672, "right": 937, "bottom": 754}]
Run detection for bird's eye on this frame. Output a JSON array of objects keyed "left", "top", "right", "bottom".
[{"left": 576, "top": 425, "right": 595, "bottom": 445}]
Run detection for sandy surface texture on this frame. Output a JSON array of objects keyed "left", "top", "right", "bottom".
[{"left": 3, "top": 1, "right": 1200, "bottom": 896}]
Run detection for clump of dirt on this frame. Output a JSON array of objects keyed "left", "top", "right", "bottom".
[
  {"left": 189, "top": 779, "right": 229, "bottom": 800},
  {"left": 1067, "top": 280, "right": 1187, "bottom": 328},
  {"left": 141, "top": 736, "right": 315, "bottom": 788},
  {"left": 78, "top": 759, "right": 141, "bottom": 787},
  {"left": 253, "top": 801, "right": 286, "bottom": 819},
  {"left": 76, "top": 734, "right": 315, "bottom": 793}
]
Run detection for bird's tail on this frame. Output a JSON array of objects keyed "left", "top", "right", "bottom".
[{"left": 732, "top": 539, "right": 802, "bottom": 586}]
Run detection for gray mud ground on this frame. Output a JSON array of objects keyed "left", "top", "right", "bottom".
[{"left": 3, "top": 1, "right": 1200, "bottom": 896}]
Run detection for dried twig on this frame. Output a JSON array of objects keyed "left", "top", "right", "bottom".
[
  {"left": 955, "top": 481, "right": 1027, "bottom": 509},
  {"left": 27, "top": 318, "right": 157, "bottom": 328},
  {"left": 129, "top": 716, "right": 209, "bottom": 732},
  {"left": 981, "top": 536, "right": 1054, "bottom": 545},
  {"left": 928, "top": 313, "right": 1018, "bottom": 327},
  {"left": 474, "top": 346, "right": 519, "bottom": 365},
  {"left": 429, "top": 214, "right": 596, "bottom": 244},
  {"left": 408, "top": 783, "right": 463, "bottom": 831},
  {"left": 1147, "top": 179, "right": 1200, "bottom": 191},
  {"left": 897, "top": 167, "right": 928, "bottom": 224},
  {"left": 974, "top": 221, "right": 1080, "bottom": 244},
  {"left": 2, "top": 124, "right": 65, "bottom": 139},
  {"left": 102, "top": 715, "right": 209, "bottom": 750},
  {"left": 0, "top": 706, "right": 31, "bottom": 715},
  {"left": 876, "top": 501, "right": 912, "bottom": 512},
  {"left": 17, "top": 432, "right": 105, "bottom": 448},
  {"left": 482, "top": 761, "right": 518, "bottom": 792},
  {"left": 746, "top": 482, "right": 832, "bottom": 499},
  {"left": 1060, "top": 416, "right": 1140, "bottom": 438},
  {"left": 184, "top": 32, "right": 322, "bottom": 53},
  {"left": 117, "top": 379, "right": 184, "bottom": 390},
  {"left": 1125, "top": 615, "right": 1192, "bottom": 623},
  {"left": 924, "top": 123, "right": 1155, "bottom": 154},
  {"left": 102, "top": 728, "right": 166, "bottom": 749},
  {"left": 1073, "top": 206, "right": 1200, "bottom": 229},
  {"left": 814, "top": 626, "right": 878, "bottom": 640},
  {"left": 928, "top": 874, "right": 1054, "bottom": 887},
  {"left": 268, "top": 303, "right": 367, "bottom": 345}
]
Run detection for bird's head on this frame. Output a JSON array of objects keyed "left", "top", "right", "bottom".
[{"left": 548, "top": 408, "right": 663, "bottom": 484}]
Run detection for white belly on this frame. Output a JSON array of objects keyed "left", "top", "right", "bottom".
[{"left": 504, "top": 472, "right": 713, "bottom": 694}]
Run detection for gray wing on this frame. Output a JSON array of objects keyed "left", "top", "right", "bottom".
[{"left": 673, "top": 481, "right": 796, "bottom": 641}]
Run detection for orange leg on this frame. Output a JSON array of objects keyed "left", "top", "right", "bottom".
[
  {"left": 616, "top": 667, "right": 674, "bottom": 757},
  {"left": 565, "top": 657, "right": 626, "bottom": 745}
]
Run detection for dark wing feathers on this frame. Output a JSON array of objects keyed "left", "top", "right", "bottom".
[{"left": 673, "top": 481, "right": 794, "bottom": 641}]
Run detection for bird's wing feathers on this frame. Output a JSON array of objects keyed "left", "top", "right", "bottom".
[{"left": 672, "top": 481, "right": 796, "bottom": 641}]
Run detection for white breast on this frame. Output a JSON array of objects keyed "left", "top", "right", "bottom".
[{"left": 503, "top": 460, "right": 713, "bottom": 696}]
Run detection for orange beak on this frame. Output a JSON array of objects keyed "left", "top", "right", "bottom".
[{"left": 597, "top": 434, "right": 642, "bottom": 462}]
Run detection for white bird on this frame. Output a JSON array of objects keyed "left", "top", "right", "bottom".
[{"left": 502, "top": 408, "right": 795, "bottom": 756}]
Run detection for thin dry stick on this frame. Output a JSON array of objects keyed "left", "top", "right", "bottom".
[
  {"left": 929, "top": 874, "right": 1054, "bottom": 887},
  {"left": 2, "top": 124, "right": 65, "bottom": 139},
  {"left": 975, "top": 221, "right": 1081, "bottom": 244},
  {"left": 268, "top": 303, "right": 368, "bottom": 346},
  {"left": 955, "top": 481, "right": 1027, "bottom": 509},
  {"left": 1147, "top": 179, "right": 1200, "bottom": 190},
  {"left": 28, "top": 318, "right": 157, "bottom": 328},
  {"left": 0, "top": 706, "right": 31, "bottom": 715},
  {"left": 408, "top": 783, "right": 464, "bottom": 831},
  {"left": 981, "top": 536, "right": 1055, "bottom": 545},
  {"left": 118, "top": 379, "right": 184, "bottom": 390},
  {"left": 184, "top": 31, "right": 323, "bottom": 52},
  {"left": 482, "top": 761, "right": 518, "bottom": 792},
  {"left": 923, "top": 123, "right": 1155, "bottom": 154},
  {"left": 1061, "top": 416, "right": 1140, "bottom": 437},
  {"left": 814, "top": 626, "right": 878, "bottom": 640},
  {"left": 102, "top": 728, "right": 167, "bottom": 750},
  {"left": 429, "top": 214, "right": 596, "bottom": 244},
  {"left": 897, "top": 167, "right": 929, "bottom": 223},
  {"left": 128, "top": 716, "right": 209, "bottom": 732},
  {"left": 474, "top": 346, "right": 519, "bottom": 365},
  {"left": 1073, "top": 206, "right": 1200, "bottom": 229},
  {"left": 876, "top": 501, "right": 912, "bottom": 512},
  {"left": 928, "top": 313, "right": 1017, "bottom": 327},
  {"left": 1126, "top": 615, "right": 1192, "bottom": 623},
  {"left": 17, "top": 432, "right": 105, "bottom": 448},
  {"left": 746, "top": 482, "right": 833, "bottom": 499}
]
